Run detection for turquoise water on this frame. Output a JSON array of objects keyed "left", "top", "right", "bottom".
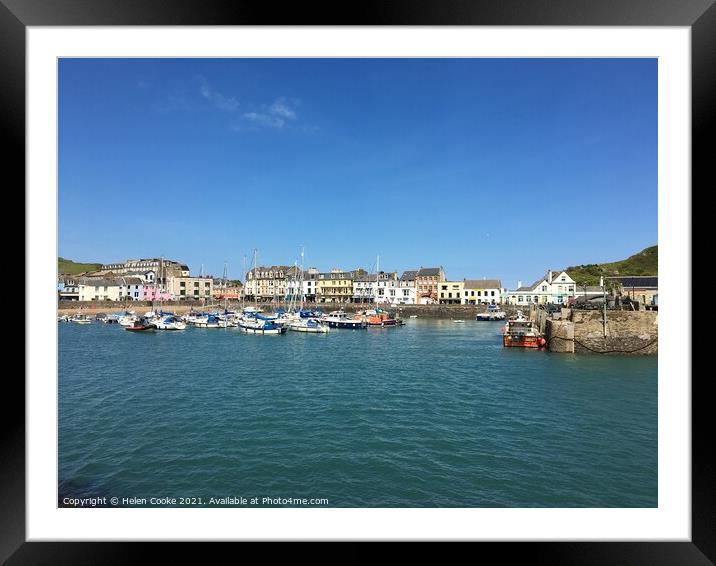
[{"left": 58, "top": 319, "right": 657, "bottom": 507}]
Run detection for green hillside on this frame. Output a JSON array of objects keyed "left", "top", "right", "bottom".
[
  {"left": 565, "top": 246, "right": 657, "bottom": 286},
  {"left": 58, "top": 257, "right": 102, "bottom": 276}
]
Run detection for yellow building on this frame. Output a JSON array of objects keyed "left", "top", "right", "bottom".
[
  {"left": 438, "top": 281, "right": 464, "bottom": 304},
  {"left": 317, "top": 269, "right": 358, "bottom": 303}
]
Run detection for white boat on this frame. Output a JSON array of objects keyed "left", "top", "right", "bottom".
[
  {"left": 288, "top": 317, "right": 330, "bottom": 333},
  {"left": 409, "top": 315, "right": 418, "bottom": 319},
  {"left": 453, "top": 319, "right": 465, "bottom": 323},
  {"left": 239, "top": 318, "right": 287, "bottom": 335},
  {"left": 118, "top": 311, "right": 139, "bottom": 326},
  {"left": 152, "top": 314, "right": 187, "bottom": 330},
  {"left": 69, "top": 314, "right": 92, "bottom": 324},
  {"left": 189, "top": 314, "right": 222, "bottom": 328},
  {"left": 476, "top": 304, "right": 506, "bottom": 321}
]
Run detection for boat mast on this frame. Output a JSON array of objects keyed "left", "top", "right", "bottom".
[
  {"left": 376, "top": 254, "right": 379, "bottom": 308},
  {"left": 242, "top": 254, "right": 247, "bottom": 310},
  {"left": 300, "top": 246, "right": 305, "bottom": 311},
  {"left": 223, "top": 262, "right": 228, "bottom": 313},
  {"left": 253, "top": 249, "right": 258, "bottom": 308}
]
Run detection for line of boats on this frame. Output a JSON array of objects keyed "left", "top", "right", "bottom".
[
  {"left": 59, "top": 305, "right": 546, "bottom": 349},
  {"left": 58, "top": 307, "right": 406, "bottom": 335}
]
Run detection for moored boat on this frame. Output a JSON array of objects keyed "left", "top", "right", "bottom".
[
  {"left": 502, "top": 311, "right": 546, "bottom": 348},
  {"left": 364, "top": 309, "right": 398, "bottom": 327},
  {"left": 69, "top": 314, "right": 92, "bottom": 324},
  {"left": 239, "top": 318, "right": 287, "bottom": 335},
  {"left": 322, "top": 310, "right": 366, "bottom": 329},
  {"left": 476, "top": 304, "right": 506, "bottom": 321},
  {"left": 152, "top": 314, "right": 187, "bottom": 330},
  {"left": 288, "top": 317, "right": 330, "bottom": 333}
]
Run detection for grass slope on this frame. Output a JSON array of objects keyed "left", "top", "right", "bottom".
[
  {"left": 58, "top": 257, "right": 102, "bottom": 276},
  {"left": 565, "top": 246, "right": 657, "bottom": 286}
]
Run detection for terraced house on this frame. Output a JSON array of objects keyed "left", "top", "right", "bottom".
[
  {"left": 438, "top": 280, "right": 464, "bottom": 304},
  {"left": 463, "top": 279, "right": 504, "bottom": 305},
  {"left": 415, "top": 267, "right": 445, "bottom": 304},
  {"left": 244, "top": 265, "right": 292, "bottom": 302},
  {"left": 317, "top": 268, "right": 364, "bottom": 304}
]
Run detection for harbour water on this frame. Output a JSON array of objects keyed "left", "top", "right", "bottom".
[{"left": 58, "top": 319, "right": 657, "bottom": 507}]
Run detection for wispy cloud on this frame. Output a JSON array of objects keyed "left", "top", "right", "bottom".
[
  {"left": 198, "top": 76, "right": 239, "bottom": 112},
  {"left": 241, "top": 112, "right": 287, "bottom": 129},
  {"left": 240, "top": 97, "right": 298, "bottom": 129},
  {"left": 269, "top": 98, "right": 297, "bottom": 120}
]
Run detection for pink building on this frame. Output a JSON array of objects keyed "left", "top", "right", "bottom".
[{"left": 143, "top": 285, "right": 173, "bottom": 302}]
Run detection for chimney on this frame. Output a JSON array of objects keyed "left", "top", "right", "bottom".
[
  {"left": 548, "top": 269, "right": 553, "bottom": 283},
  {"left": 517, "top": 280, "right": 522, "bottom": 289}
]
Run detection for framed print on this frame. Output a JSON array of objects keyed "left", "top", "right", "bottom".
[{"left": 8, "top": 0, "right": 710, "bottom": 563}]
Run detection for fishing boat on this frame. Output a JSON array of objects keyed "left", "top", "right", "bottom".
[
  {"left": 69, "top": 313, "right": 92, "bottom": 324},
  {"left": 364, "top": 309, "right": 398, "bottom": 327},
  {"left": 476, "top": 304, "right": 506, "bottom": 321},
  {"left": 239, "top": 318, "right": 287, "bottom": 335},
  {"left": 502, "top": 311, "right": 546, "bottom": 348},
  {"left": 288, "top": 317, "right": 330, "bottom": 333},
  {"left": 322, "top": 310, "right": 366, "bottom": 329}
]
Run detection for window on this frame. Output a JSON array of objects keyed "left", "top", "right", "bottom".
[
  {"left": 518, "top": 296, "right": 523, "bottom": 302},
  {"left": 527, "top": 296, "right": 532, "bottom": 302},
  {"left": 491, "top": 291, "right": 495, "bottom": 296},
  {"left": 561, "top": 276, "right": 566, "bottom": 281},
  {"left": 195, "top": 282, "right": 200, "bottom": 287},
  {"left": 448, "top": 292, "right": 452, "bottom": 298}
]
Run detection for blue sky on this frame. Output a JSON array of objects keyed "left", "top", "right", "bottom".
[{"left": 59, "top": 58, "right": 657, "bottom": 287}]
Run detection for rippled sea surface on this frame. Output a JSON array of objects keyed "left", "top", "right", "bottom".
[{"left": 58, "top": 319, "right": 657, "bottom": 507}]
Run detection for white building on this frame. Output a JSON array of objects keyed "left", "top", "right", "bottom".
[
  {"left": 284, "top": 268, "right": 319, "bottom": 303},
  {"left": 375, "top": 272, "right": 400, "bottom": 305},
  {"left": 506, "top": 270, "right": 576, "bottom": 306},
  {"left": 462, "top": 279, "right": 504, "bottom": 305},
  {"left": 397, "top": 271, "right": 417, "bottom": 305},
  {"left": 118, "top": 277, "right": 144, "bottom": 301},
  {"left": 78, "top": 278, "right": 123, "bottom": 301},
  {"left": 353, "top": 274, "right": 377, "bottom": 303}
]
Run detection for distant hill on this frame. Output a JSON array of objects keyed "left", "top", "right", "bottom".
[
  {"left": 565, "top": 246, "right": 657, "bottom": 286},
  {"left": 58, "top": 257, "right": 102, "bottom": 276}
]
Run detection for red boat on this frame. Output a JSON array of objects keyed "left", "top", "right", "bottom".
[
  {"left": 502, "top": 312, "right": 546, "bottom": 348},
  {"left": 125, "top": 321, "right": 157, "bottom": 332}
]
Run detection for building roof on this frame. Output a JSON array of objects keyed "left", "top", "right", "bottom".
[
  {"left": 400, "top": 270, "right": 418, "bottom": 281},
  {"left": 464, "top": 279, "right": 502, "bottom": 289},
  {"left": 417, "top": 267, "right": 442, "bottom": 277},
  {"left": 122, "top": 277, "right": 144, "bottom": 285},
  {"left": 79, "top": 278, "right": 122, "bottom": 287},
  {"left": 607, "top": 276, "right": 658, "bottom": 288},
  {"left": 355, "top": 274, "right": 378, "bottom": 282}
]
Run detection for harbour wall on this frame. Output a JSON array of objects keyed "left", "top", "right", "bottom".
[
  {"left": 570, "top": 310, "right": 658, "bottom": 355},
  {"left": 538, "top": 309, "right": 657, "bottom": 355}
]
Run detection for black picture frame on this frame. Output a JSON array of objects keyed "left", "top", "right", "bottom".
[{"left": 7, "top": 1, "right": 708, "bottom": 562}]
